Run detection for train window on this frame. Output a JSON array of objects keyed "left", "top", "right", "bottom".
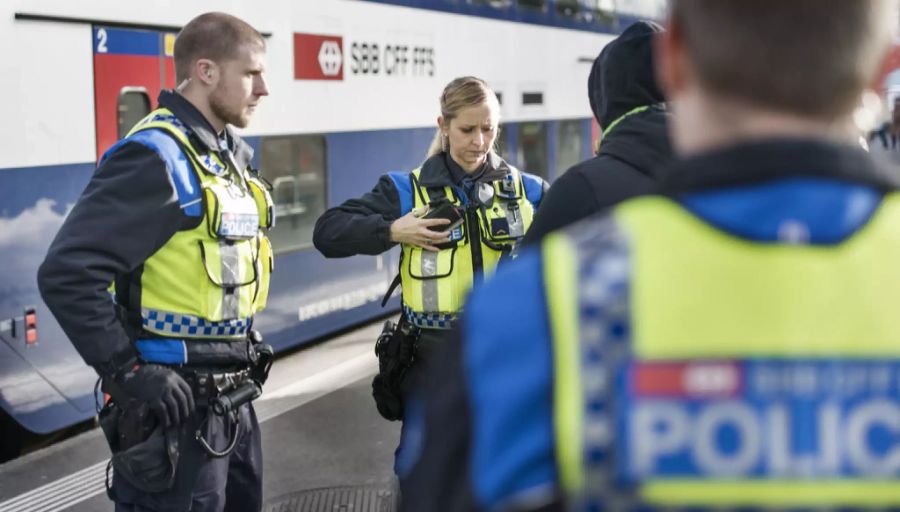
[
  {"left": 117, "top": 88, "right": 151, "bottom": 140},
  {"left": 581, "top": 0, "right": 617, "bottom": 22},
  {"left": 556, "top": 120, "right": 583, "bottom": 175},
  {"left": 517, "top": 0, "right": 546, "bottom": 10},
  {"left": 556, "top": 0, "right": 579, "bottom": 17},
  {"left": 469, "top": 0, "right": 513, "bottom": 7},
  {"left": 258, "top": 134, "right": 328, "bottom": 254},
  {"left": 517, "top": 122, "right": 548, "bottom": 179}
]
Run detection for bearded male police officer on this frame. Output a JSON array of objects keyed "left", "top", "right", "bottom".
[
  {"left": 38, "top": 12, "right": 273, "bottom": 512},
  {"left": 400, "top": 1, "right": 900, "bottom": 510}
]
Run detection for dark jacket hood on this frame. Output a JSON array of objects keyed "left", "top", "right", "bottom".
[
  {"left": 589, "top": 20, "right": 665, "bottom": 130},
  {"left": 598, "top": 106, "right": 672, "bottom": 180}
]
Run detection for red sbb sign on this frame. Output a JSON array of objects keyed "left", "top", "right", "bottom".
[{"left": 294, "top": 32, "right": 343, "bottom": 81}]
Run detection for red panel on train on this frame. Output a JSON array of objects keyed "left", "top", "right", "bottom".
[
  {"left": 294, "top": 33, "right": 344, "bottom": 81},
  {"left": 93, "top": 54, "right": 161, "bottom": 159}
]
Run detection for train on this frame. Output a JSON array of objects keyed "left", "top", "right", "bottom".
[{"left": 0, "top": 0, "right": 668, "bottom": 459}]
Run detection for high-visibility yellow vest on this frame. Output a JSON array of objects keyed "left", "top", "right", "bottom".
[
  {"left": 544, "top": 194, "right": 900, "bottom": 509},
  {"left": 400, "top": 167, "right": 535, "bottom": 328},
  {"left": 115, "top": 108, "right": 274, "bottom": 340}
]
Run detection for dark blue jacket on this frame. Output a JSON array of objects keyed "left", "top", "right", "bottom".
[{"left": 37, "top": 91, "right": 253, "bottom": 374}]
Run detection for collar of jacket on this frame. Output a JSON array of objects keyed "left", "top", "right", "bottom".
[
  {"left": 157, "top": 90, "right": 255, "bottom": 170},
  {"left": 417, "top": 151, "right": 510, "bottom": 188},
  {"left": 658, "top": 137, "right": 900, "bottom": 196},
  {"left": 597, "top": 105, "right": 671, "bottom": 181}
]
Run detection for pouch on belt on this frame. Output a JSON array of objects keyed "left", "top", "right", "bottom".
[{"left": 100, "top": 400, "right": 180, "bottom": 494}]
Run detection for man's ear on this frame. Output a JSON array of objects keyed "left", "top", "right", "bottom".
[
  {"left": 655, "top": 15, "right": 686, "bottom": 99},
  {"left": 196, "top": 59, "right": 217, "bottom": 86}
]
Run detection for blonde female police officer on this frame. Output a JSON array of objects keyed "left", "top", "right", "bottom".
[{"left": 313, "top": 76, "right": 546, "bottom": 458}]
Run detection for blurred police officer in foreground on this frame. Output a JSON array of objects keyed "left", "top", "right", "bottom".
[
  {"left": 38, "top": 12, "right": 273, "bottom": 512},
  {"left": 522, "top": 20, "right": 671, "bottom": 246},
  {"left": 400, "top": 1, "right": 900, "bottom": 510}
]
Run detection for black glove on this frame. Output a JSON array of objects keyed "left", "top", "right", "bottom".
[{"left": 113, "top": 364, "right": 196, "bottom": 427}]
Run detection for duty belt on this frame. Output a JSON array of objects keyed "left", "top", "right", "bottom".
[
  {"left": 179, "top": 368, "right": 251, "bottom": 403},
  {"left": 135, "top": 338, "right": 254, "bottom": 366}
]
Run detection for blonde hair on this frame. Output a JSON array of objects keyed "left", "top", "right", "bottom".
[{"left": 426, "top": 76, "right": 501, "bottom": 159}]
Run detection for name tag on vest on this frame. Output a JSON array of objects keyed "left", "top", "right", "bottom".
[{"left": 217, "top": 187, "right": 260, "bottom": 240}]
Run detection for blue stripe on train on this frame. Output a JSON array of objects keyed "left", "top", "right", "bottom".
[{"left": 93, "top": 27, "right": 161, "bottom": 56}]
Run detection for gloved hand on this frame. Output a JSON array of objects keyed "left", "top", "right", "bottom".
[{"left": 114, "top": 364, "right": 196, "bottom": 427}]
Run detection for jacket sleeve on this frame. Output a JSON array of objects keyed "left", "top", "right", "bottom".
[
  {"left": 522, "top": 169, "right": 600, "bottom": 247},
  {"left": 312, "top": 174, "right": 404, "bottom": 258},
  {"left": 37, "top": 142, "right": 188, "bottom": 373}
]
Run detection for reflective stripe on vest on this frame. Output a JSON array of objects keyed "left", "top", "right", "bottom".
[
  {"left": 544, "top": 193, "right": 900, "bottom": 508},
  {"left": 400, "top": 166, "right": 535, "bottom": 327}
]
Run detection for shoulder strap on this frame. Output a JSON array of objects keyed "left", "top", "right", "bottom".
[
  {"left": 108, "top": 128, "right": 203, "bottom": 217},
  {"left": 381, "top": 271, "right": 402, "bottom": 307}
]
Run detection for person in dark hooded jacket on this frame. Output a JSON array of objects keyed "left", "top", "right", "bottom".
[{"left": 522, "top": 20, "right": 672, "bottom": 246}]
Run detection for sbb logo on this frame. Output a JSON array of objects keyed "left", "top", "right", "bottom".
[
  {"left": 318, "top": 41, "right": 342, "bottom": 77},
  {"left": 294, "top": 33, "right": 343, "bottom": 80}
]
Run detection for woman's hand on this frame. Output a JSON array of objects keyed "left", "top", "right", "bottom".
[{"left": 390, "top": 209, "right": 452, "bottom": 251}]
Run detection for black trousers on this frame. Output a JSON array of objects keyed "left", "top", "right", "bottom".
[
  {"left": 112, "top": 403, "right": 262, "bottom": 512},
  {"left": 395, "top": 328, "right": 454, "bottom": 475}
]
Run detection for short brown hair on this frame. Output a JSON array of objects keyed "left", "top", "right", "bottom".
[
  {"left": 174, "top": 12, "right": 265, "bottom": 83},
  {"left": 672, "top": 0, "right": 894, "bottom": 120}
]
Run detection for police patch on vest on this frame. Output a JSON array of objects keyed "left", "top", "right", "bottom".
[
  {"left": 208, "top": 184, "right": 260, "bottom": 240},
  {"left": 611, "top": 360, "right": 900, "bottom": 501}
]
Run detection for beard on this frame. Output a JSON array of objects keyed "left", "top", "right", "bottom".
[{"left": 209, "top": 86, "right": 249, "bottom": 128}]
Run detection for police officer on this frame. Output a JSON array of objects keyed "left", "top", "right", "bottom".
[
  {"left": 868, "top": 97, "right": 900, "bottom": 167},
  {"left": 38, "top": 12, "right": 272, "bottom": 512},
  {"left": 522, "top": 20, "right": 672, "bottom": 246},
  {"left": 313, "top": 76, "right": 546, "bottom": 468},
  {"left": 400, "top": 1, "right": 900, "bottom": 510}
]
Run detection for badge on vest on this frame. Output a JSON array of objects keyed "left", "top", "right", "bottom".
[{"left": 208, "top": 184, "right": 260, "bottom": 240}]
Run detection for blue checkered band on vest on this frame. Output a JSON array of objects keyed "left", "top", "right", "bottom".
[
  {"left": 141, "top": 308, "right": 251, "bottom": 338},
  {"left": 402, "top": 304, "right": 458, "bottom": 330}
]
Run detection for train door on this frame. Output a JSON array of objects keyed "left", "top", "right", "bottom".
[{"left": 92, "top": 26, "right": 177, "bottom": 159}]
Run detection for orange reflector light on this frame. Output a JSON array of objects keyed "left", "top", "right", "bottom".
[{"left": 24, "top": 308, "right": 37, "bottom": 345}]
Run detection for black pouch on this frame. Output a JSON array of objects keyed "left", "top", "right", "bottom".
[
  {"left": 372, "top": 318, "right": 418, "bottom": 421},
  {"left": 99, "top": 401, "right": 180, "bottom": 494}
]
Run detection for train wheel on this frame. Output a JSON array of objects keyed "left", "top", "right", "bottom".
[{"left": 0, "top": 409, "right": 32, "bottom": 462}]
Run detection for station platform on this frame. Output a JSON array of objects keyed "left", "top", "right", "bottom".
[{"left": 0, "top": 319, "right": 401, "bottom": 512}]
